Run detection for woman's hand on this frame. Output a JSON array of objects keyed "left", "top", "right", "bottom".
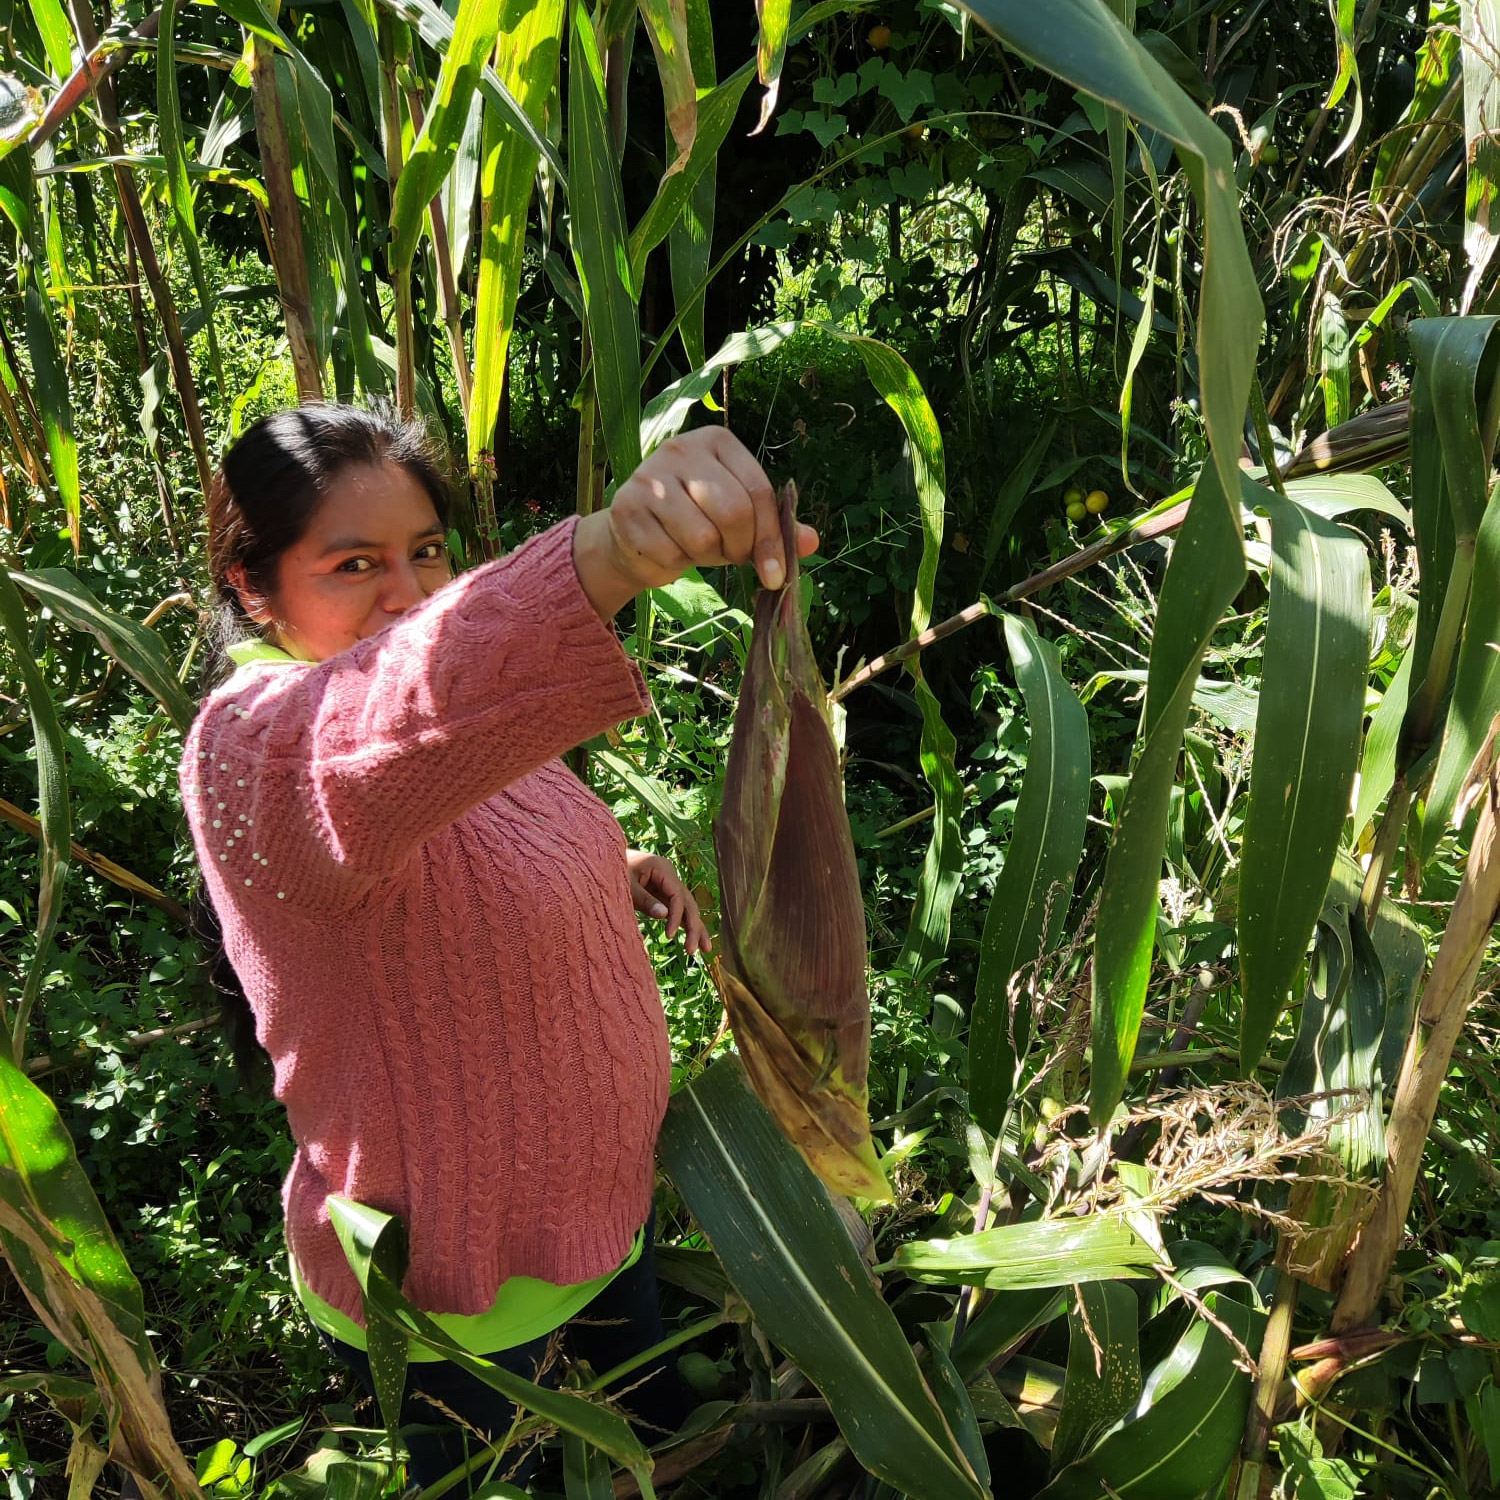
[
  {"left": 573, "top": 427, "right": 819, "bottom": 618},
  {"left": 626, "top": 851, "right": 713, "bottom": 957}
]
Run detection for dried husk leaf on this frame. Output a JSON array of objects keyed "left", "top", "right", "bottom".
[{"left": 715, "top": 484, "right": 888, "bottom": 1201}]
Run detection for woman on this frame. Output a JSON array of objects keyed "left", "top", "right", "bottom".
[{"left": 183, "top": 404, "right": 815, "bottom": 1489}]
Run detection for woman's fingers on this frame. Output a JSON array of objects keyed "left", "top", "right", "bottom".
[{"left": 708, "top": 431, "right": 785, "bottom": 590}]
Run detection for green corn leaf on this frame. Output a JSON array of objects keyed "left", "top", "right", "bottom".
[
  {"left": 921, "top": 1322, "right": 990, "bottom": 1491},
  {"left": 9, "top": 568, "right": 196, "bottom": 733},
  {"left": 1411, "top": 317, "right": 1500, "bottom": 542},
  {"left": 25, "top": 0, "right": 73, "bottom": 79},
  {"left": 0, "top": 1053, "right": 201, "bottom": 1494},
  {"left": 659, "top": 1058, "right": 987, "bottom": 1500},
  {"left": 1238, "top": 489, "right": 1372, "bottom": 1069},
  {"left": 1281, "top": 471, "right": 1411, "bottom": 528},
  {"left": 467, "top": 0, "right": 566, "bottom": 470},
  {"left": 886, "top": 1216, "right": 1164, "bottom": 1291},
  {"left": 1424, "top": 478, "right": 1500, "bottom": 853},
  {"left": 158, "top": 0, "right": 225, "bottom": 397},
  {"left": 1322, "top": 0, "right": 1364, "bottom": 164},
  {"left": 569, "top": 0, "right": 643, "bottom": 484},
  {"left": 1373, "top": 4, "right": 1457, "bottom": 188},
  {"left": 389, "top": 0, "right": 504, "bottom": 274},
  {"left": 325, "top": 1196, "right": 652, "bottom": 1473},
  {"left": 0, "top": 566, "right": 70, "bottom": 1063},
  {"left": 955, "top": 0, "right": 1261, "bottom": 517},
  {"left": 970, "top": 614, "right": 1090, "bottom": 1132},
  {"left": 562, "top": 1432, "right": 616, "bottom": 1499},
  {"left": 1051, "top": 1281, "right": 1142, "bottom": 1473},
  {"left": 1319, "top": 292, "right": 1351, "bottom": 431},
  {"left": 1036, "top": 1294, "right": 1261, "bottom": 1500},
  {"left": 440, "top": 88, "right": 484, "bottom": 286},
  {"left": 365, "top": 0, "right": 565, "bottom": 183},
  {"left": 1090, "top": 465, "right": 1246, "bottom": 1126}
]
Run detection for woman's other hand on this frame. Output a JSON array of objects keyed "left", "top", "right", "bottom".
[
  {"left": 626, "top": 851, "right": 712, "bottom": 957},
  {"left": 573, "top": 428, "right": 819, "bottom": 618}
]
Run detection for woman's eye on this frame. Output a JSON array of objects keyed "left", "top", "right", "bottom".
[
  {"left": 336, "top": 557, "right": 373, "bottom": 574},
  {"left": 415, "top": 542, "right": 445, "bottom": 562}
]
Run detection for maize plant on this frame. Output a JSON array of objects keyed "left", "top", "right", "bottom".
[{"left": 714, "top": 483, "right": 889, "bottom": 1203}]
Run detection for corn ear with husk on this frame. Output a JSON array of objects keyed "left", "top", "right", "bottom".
[{"left": 714, "top": 483, "right": 890, "bottom": 1202}]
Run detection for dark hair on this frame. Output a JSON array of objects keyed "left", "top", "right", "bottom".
[{"left": 199, "top": 402, "right": 453, "bottom": 1081}]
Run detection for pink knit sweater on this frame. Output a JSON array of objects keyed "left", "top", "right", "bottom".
[{"left": 180, "top": 518, "right": 669, "bottom": 1323}]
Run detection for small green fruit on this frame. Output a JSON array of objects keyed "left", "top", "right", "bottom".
[
  {"left": 1066, "top": 501, "right": 1088, "bottom": 523},
  {"left": 1063, "top": 486, "right": 1085, "bottom": 506},
  {"left": 1259, "top": 142, "right": 1280, "bottom": 166},
  {"left": 678, "top": 1352, "right": 726, "bottom": 1398}
]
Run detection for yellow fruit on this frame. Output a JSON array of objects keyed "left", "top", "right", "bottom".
[
  {"left": 1085, "top": 489, "right": 1110, "bottom": 514},
  {"left": 1066, "top": 501, "right": 1088, "bottom": 523},
  {"left": 867, "top": 23, "right": 891, "bottom": 48},
  {"left": 1062, "top": 486, "right": 1084, "bottom": 507},
  {"left": 904, "top": 122, "right": 926, "bottom": 141}
]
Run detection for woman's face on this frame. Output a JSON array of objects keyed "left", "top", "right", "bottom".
[{"left": 258, "top": 461, "right": 452, "bottom": 662}]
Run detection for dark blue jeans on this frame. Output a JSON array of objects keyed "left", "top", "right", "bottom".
[{"left": 322, "top": 1222, "right": 690, "bottom": 1493}]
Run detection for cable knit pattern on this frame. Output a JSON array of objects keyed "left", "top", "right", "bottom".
[{"left": 179, "top": 518, "right": 669, "bottom": 1323}]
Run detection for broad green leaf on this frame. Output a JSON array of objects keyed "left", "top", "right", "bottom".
[
  {"left": 1424, "top": 479, "right": 1500, "bottom": 854},
  {"left": 886, "top": 1216, "right": 1164, "bottom": 1291},
  {"left": 26, "top": 0, "right": 73, "bottom": 79},
  {"left": 0, "top": 1053, "right": 199, "bottom": 1494},
  {"left": 921, "top": 1322, "right": 990, "bottom": 1490},
  {"left": 1321, "top": 0, "right": 1363, "bottom": 163},
  {"left": 326, "top": 1198, "right": 408, "bottom": 1438},
  {"left": 563, "top": 1432, "right": 614, "bottom": 1498},
  {"left": 0, "top": 1051, "right": 145, "bottom": 1353},
  {"left": 467, "top": 0, "right": 565, "bottom": 469},
  {"left": 1036, "top": 1294, "right": 1261, "bottom": 1500},
  {"left": 1319, "top": 292, "right": 1350, "bottom": 431},
  {"left": 1238, "top": 491, "right": 1372, "bottom": 1068},
  {"left": 389, "top": 0, "right": 504, "bottom": 274},
  {"left": 956, "top": 0, "right": 1260, "bottom": 516},
  {"left": 1461, "top": 1, "right": 1500, "bottom": 310},
  {"left": 569, "top": 0, "right": 643, "bottom": 484},
  {"left": 11, "top": 569, "right": 197, "bottom": 733},
  {"left": 1051, "top": 1282, "right": 1142, "bottom": 1472},
  {"left": 970, "top": 614, "right": 1090, "bottom": 1132},
  {"left": 325, "top": 1196, "right": 652, "bottom": 1473},
  {"left": 0, "top": 565, "right": 70, "bottom": 1061},
  {"left": 899, "top": 670, "right": 965, "bottom": 975},
  {"left": 1411, "top": 317, "right": 1500, "bottom": 542},
  {"left": 659, "top": 1058, "right": 986, "bottom": 1500},
  {"left": 1373, "top": 3, "right": 1457, "bottom": 189},
  {"left": 1090, "top": 465, "right": 1246, "bottom": 1125},
  {"left": 1282, "top": 471, "right": 1412, "bottom": 528}
]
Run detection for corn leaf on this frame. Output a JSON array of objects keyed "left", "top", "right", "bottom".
[
  {"left": 0, "top": 565, "right": 70, "bottom": 1063},
  {"left": 388, "top": 0, "right": 504, "bottom": 274},
  {"left": 1238, "top": 491, "right": 1372, "bottom": 1069},
  {"left": 667, "top": 0, "right": 717, "bottom": 367},
  {"left": 637, "top": 0, "right": 696, "bottom": 173},
  {"left": 970, "top": 614, "right": 1090, "bottom": 1132},
  {"left": 1425, "top": 479, "right": 1500, "bottom": 852},
  {"left": 1051, "top": 1281, "right": 1142, "bottom": 1473},
  {"left": 467, "top": 0, "right": 565, "bottom": 469},
  {"left": 1353, "top": 646, "right": 1414, "bottom": 839},
  {"left": 0, "top": 1053, "right": 199, "bottom": 1494},
  {"left": 753, "top": 0, "right": 790, "bottom": 131},
  {"left": 1090, "top": 465, "right": 1247, "bottom": 1125},
  {"left": 325, "top": 1196, "right": 653, "bottom": 1473},
  {"left": 887, "top": 1216, "right": 1164, "bottom": 1291},
  {"left": 951, "top": 1289, "right": 1066, "bottom": 1382},
  {"left": 659, "top": 1058, "right": 987, "bottom": 1500},
  {"left": 11, "top": 569, "right": 197, "bottom": 734},
  {"left": 25, "top": 0, "right": 73, "bottom": 79},
  {"left": 569, "top": 0, "right": 642, "bottom": 484},
  {"left": 1035, "top": 1294, "right": 1261, "bottom": 1500}
]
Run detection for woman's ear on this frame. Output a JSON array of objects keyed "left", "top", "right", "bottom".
[{"left": 226, "top": 563, "right": 273, "bottom": 625}]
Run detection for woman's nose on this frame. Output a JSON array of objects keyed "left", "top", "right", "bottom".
[{"left": 380, "top": 562, "right": 426, "bottom": 615}]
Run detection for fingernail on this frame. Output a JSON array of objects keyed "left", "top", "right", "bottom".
[
  {"left": 652, "top": 902, "right": 668, "bottom": 918},
  {"left": 762, "top": 558, "right": 784, "bottom": 590}
]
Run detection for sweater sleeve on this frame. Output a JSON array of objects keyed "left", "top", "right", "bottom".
[{"left": 181, "top": 517, "right": 650, "bottom": 910}]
